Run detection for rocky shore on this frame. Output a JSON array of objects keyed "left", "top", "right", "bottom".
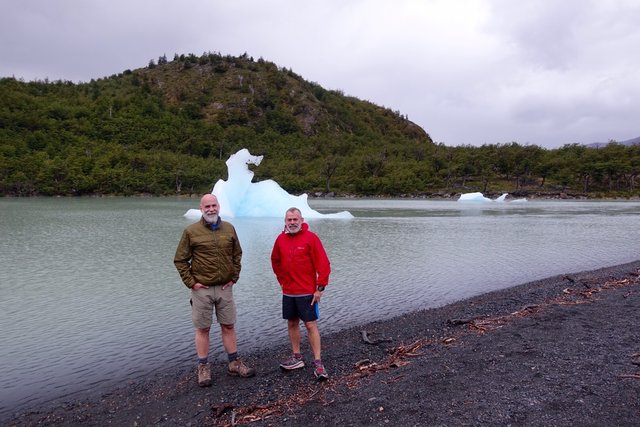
[{"left": 5, "top": 261, "right": 640, "bottom": 426}]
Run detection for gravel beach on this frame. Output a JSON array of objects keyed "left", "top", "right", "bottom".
[{"left": 5, "top": 261, "right": 640, "bottom": 426}]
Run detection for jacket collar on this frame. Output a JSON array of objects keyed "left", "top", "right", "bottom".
[{"left": 201, "top": 216, "right": 222, "bottom": 230}]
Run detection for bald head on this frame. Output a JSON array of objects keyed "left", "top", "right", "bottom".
[{"left": 200, "top": 194, "right": 218, "bottom": 207}]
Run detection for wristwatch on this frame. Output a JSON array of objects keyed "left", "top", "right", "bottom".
[{"left": 316, "top": 285, "right": 326, "bottom": 292}]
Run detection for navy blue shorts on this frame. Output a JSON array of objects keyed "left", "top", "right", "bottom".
[{"left": 282, "top": 295, "right": 319, "bottom": 322}]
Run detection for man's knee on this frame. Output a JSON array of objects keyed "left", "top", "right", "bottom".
[
  {"left": 287, "top": 318, "right": 300, "bottom": 327},
  {"left": 303, "top": 320, "right": 318, "bottom": 331},
  {"left": 220, "top": 323, "right": 235, "bottom": 332}
]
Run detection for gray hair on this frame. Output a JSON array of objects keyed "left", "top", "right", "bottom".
[{"left": 286, "top": 207, "right": 302, "bottom": 215}]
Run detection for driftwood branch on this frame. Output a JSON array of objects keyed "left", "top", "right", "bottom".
[
  {"left": 360, "top": 330, "right": 392, "bottom": 345},
  {"left": 619, "top": 374, "right": 640, "bottom": 380}
]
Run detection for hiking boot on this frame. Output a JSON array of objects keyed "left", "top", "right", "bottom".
[
  {"left": 313, "top": 360, "right": 329, "bottom": 381},
  {"left": 279, "top": 355, "right": 305, "bottom": 370},
  {"left": 228, "top": 359, "right": 256, "bottom": 378},
  {"left": 197, "top": 363, "right": 212, "bottom": 387}
]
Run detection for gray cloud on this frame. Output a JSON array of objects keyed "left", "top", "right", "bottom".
[{"left": 1, "top": 0, "right": 638, "bottom": 147}]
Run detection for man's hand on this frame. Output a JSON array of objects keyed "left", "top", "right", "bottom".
[
  {"left": 192, "top": 283, "right": 209, "bottom": 290},
  {"left": 311, "top": 290, "right": 322, "bottom": 305},
  {"left": 222, "top": 280, "right": 235, "bottom": 290}
]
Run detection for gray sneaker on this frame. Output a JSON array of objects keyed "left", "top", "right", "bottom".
[
  {"left": 313, "top": 361, "right": 329, "bottom": 381},
  {"left": 197, "top": 363, "right": 212, "bottom": 387},
  {"left": 279, "top": 355, "right": 305, "bottom": 370}
]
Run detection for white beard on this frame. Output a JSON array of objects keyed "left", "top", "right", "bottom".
[
  {"left": 286, "top": 223, "right": 301, "bottom": 234},
  {"left": 202, "top": 213, "right": 219, "bottom": 224}
]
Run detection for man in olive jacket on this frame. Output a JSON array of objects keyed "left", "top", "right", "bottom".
[{"left": 174, "top": 194, "right": 255, "bottom": 387}]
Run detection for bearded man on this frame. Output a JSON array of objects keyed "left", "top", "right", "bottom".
[
  {"left": 174, "top": 194, "right": 255, "bottom": 387},
  {"left": 271, "top": 207, "right": 331, "bottom": 380}
]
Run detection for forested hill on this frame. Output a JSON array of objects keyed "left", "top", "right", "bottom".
[
  {"left": 1, "top": 52, "right": 640, "bottom": 198},
  {"left": 0, "top": 52, "right": 432, "bottom": 196}
]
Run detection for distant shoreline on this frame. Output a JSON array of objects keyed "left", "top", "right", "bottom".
[{"left": 2, "top": 192, "right": 640, "bottom": 201}]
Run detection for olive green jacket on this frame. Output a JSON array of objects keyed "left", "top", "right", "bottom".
[{"left": 174, "top": 217, "right": 242, "bottom": 288}]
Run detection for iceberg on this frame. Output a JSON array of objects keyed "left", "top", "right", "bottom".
[
  {"left": 185, "top": 149, "right": 353, "bottom": 219},
  {"left": 458, "top": 192, "right": 527, "bottom": 203}
]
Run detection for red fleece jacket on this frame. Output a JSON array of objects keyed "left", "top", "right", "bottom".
[{"left": 271, "top": 223, "right": 331, "bottom": 295}]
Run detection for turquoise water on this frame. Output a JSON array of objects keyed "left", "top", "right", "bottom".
[{"left": 1, "top": 197, "right": 640, "bottom": 414}]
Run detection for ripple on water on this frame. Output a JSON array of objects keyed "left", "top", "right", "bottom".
[{"left": 2, "top": 198, "right": 640, "bottom": 416}]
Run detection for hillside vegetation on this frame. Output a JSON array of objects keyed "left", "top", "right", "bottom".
[{"left": 1, "top": 52, "right": 639, "bottom": 198}]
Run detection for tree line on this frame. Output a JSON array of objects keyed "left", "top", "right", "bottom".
[{"left": 1, "top": 53, "right": 638, "bottom": 198}]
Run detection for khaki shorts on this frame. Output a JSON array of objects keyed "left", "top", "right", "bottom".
[{"left": 191, "top": 285, "right": 237, "bottom": 329}]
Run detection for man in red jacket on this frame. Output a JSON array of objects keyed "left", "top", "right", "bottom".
[{"left": 271, "top": 207, "right": 331, "bottom": 380}]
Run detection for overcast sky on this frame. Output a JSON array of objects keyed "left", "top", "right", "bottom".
[{"left": 1, "top": 0, "right": 639, "bottom": 148}]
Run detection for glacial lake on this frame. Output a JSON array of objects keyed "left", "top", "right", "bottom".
[{"left": 1, "top": 196, "right": 640, "bottom": 415}]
